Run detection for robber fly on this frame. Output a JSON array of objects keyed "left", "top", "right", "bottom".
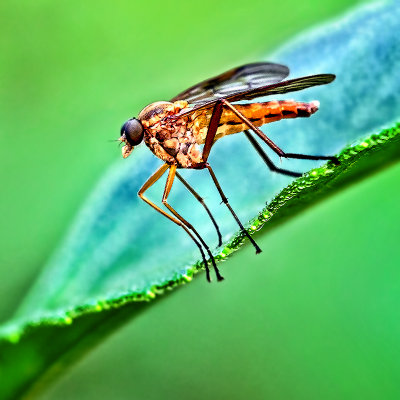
[{"left": 119, "top": 62, "right": 338, "bottom": 282}]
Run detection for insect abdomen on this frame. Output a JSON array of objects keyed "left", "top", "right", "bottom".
[
  {"left": 217, "top": 100, "right": 319, "bottom": 138},
  {"left": 192, "top": 100, "right": 320, "bottom": 144},
  {"left": 249, "top": 99, "right": 319, "bottom": 122}
]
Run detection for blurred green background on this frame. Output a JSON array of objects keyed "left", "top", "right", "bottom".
[{"left": 2, "top": 0, "right": 400, "bottom": 399}]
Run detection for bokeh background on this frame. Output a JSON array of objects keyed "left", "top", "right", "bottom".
[{"left": 2, "top": 0, "right": 400, "bottom": 399}]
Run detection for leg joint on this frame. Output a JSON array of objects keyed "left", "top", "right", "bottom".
[{"left": 220, "top": 196, "right": 228, "bottom": 204}]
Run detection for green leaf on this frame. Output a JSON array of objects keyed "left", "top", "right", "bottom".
[{"left": 1, "top": 2, "right": 400, "bottom": 398}]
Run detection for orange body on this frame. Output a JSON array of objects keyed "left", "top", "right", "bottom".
[
  {"left": 135, "top": 99, "right": 319, "bottom": 168},
  {"left": 117, "top": 63, "right": 337, "bottom": 282},
  {"left": 190, "top": 100, "right": 319, "bottom": 144}
]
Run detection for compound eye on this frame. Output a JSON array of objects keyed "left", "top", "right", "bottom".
[{"left": 121, "top": 118, "right": 144, "bottom": 146}]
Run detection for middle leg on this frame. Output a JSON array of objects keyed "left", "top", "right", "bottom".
[
  {"left": 205, "top": 163, "right": 262, "bottom": 254},
  {"left": 193, "top": 100, "right": 262, "bottom": 254}
]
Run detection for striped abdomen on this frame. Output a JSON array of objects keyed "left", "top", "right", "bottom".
[{"left": 191, "top": 100, "right": 320, "bottom": 144}]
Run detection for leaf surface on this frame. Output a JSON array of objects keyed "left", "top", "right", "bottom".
[{"left": 1, "top": 2, "right": 400, "bottom": 398}]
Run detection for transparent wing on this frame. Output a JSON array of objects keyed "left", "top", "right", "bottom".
[
  {"left": 170, "top": 62, "right": 290, "bottom": 104},
  {"left": 174, "top": 74, "right": 336, "bottom": 118},
  {"left": 224, "top": 73, "right": 336, "bottom": 102}
]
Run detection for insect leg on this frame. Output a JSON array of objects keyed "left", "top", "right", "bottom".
[
  {"left": 138, "top": 164, "right": 211, "bottom": 281},
  {"left": 176, "top": 171, "right": 223, "bottom": 247},
  {"left": 205, "top": 163, "right": 262, "bottom": 255},
  {"left": 244, "top": 130, "right": 302, "bottom": 178},
  {"left": 222, "top": 99, "right": 339, "bottom": 165},
  {"left": 162, "top": 165, "right": 224, "bottom": 282},
  {"left": 201, "top": 99, "right": 224, "bottom": 163}
]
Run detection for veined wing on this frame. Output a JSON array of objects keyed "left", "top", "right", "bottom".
[
  {"left": 171, "top": 62, "right": 290, "bottom": 104},
  {"left": 173, "top": 74, "right": 336, "bottom": 118}
]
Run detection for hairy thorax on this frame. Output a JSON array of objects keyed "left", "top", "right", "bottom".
[{"left": 139, "top": 101, "right": 202, "bottom": 168}]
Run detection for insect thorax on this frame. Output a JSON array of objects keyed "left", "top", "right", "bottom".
[{"left": 139, "top": 101, "right": 202, "bottom": 168}]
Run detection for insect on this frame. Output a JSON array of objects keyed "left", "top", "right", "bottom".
[{"left": 119, "top": 62, "right": 338, "bottom": 282}]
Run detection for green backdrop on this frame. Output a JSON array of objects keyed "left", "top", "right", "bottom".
[{"left": 3, "top": 0, "right": 399, "bottom": 399}]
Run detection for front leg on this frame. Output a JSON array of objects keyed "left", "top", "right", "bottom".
[
  {"left": 162, "top": 165, "right": 223, "bottom": 282},
  {"left": 138, "top": 163, "right": 212, "bottom": 281}
]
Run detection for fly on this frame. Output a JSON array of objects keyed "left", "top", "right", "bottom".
[{"left": 119, "top": 62, "right": 338, "bottom": 282}]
